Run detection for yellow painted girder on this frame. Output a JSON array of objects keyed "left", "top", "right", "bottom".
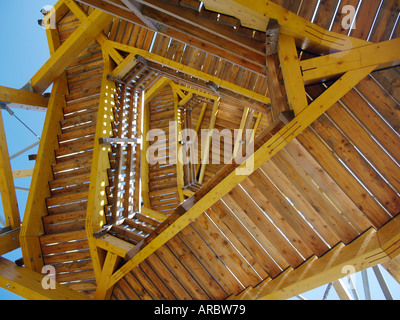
[
  {"left": 107, "top": 41, "right": 271, "bottom": 106},
  {"left": 105, "top": 65, "right": 377, "bottom": 290},
  {"left": 30, "top": 8, "right": 113, "bottom": 93},
  {"left": 0, "top": 257, "right": 91, "bottom": 300}
]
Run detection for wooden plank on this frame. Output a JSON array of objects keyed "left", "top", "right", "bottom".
[
  {"left": 312, "top": 114, "right": 400, "bottom": 216},
  {"left": 284, "top": 139, "right": 373, "bottom": 233},
  {"left": 166, "top": 235, "right": 227, "bottom": 300},
  {"left": 327, "top": 101, "right": 400, "bottom": 192},
  {"left": 235, "top": 214, "right": 400, "bottom": 300},
  {"left": 178, "top": 225, "right": 244, "bottom": 295},
  {"left": 246, "top": 169, "right": 331, "bottom": 257},
  {"left": 0, "top": 110, "right": 20, "bottom": 229},
  {"left": 267, "top": 154, "right": 360, "bottom": 244},
  {"left": 210, "top": 200, "right": 283, "bottom": 277},
  {"left": 145, "top": 252, "right": 192, "bottom": 299},
  {"left": 297, "top": 128, "right": 391, "bottom": 228},
  {"left": 224, "top": 186, "right": 304, "bottom": 268},
  {"left": 155, "top": 244, "right": 210, "bottom": 299}
]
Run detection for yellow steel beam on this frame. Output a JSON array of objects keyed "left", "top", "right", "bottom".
[
  {"left": 0, "top": 110, "right": 20, "bottom": 230},
  {"left": 0, "top": 86, "right": 49, "bottom": 109},
  {"left": 29, "top": 9, "right": 113, "bottom": 93},
  {"left": 277, "top": 34, "right": 308, "bottom": 116},
  {"left": 107, "top": 40, "right": 271, "bottom": 106},
  {"left": 232, "top": 214, "right": 400, "bottom": 300},
  {"left": 0, "top": 257, "right": 91, "bottom": 300},
  {"left": 105, "top": 64, "right": 376, "bottom": 289},
  {"left": 301, "top": 37, "right": 400, "bottom": 85},
  {"left": 202, "top": 0, "right": 368, "bottom": 53}
]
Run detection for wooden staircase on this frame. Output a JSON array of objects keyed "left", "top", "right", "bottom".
[{"left": 37, "top": 39, "right": 104, "bottom": 296}]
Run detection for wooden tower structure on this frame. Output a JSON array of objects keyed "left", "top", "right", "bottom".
[{"left": 0, "top": 0, "right": 400, "bottom": 300}]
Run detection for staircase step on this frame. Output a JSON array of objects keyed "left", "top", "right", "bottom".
[{"left": 46, "top": 191, "right": 89, "bottom": 208}]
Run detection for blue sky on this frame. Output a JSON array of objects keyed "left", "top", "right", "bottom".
[
  {"left": 0, "top": 0, "right": 55, "bottom": 299},
  {"left": 0, "top": 0, "right": 399, "bottom": 301}
]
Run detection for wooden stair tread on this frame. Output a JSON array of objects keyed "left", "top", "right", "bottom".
[{"left": 46, "top": 191, "right": 89, "bottom": 207}]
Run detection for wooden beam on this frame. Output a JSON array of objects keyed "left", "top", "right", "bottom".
[
  {"left": 107, "top": 41, "right": 271, "bottom": 106},
  {"left": 144, "top": 76, "right": 170, "bottom": 103},
  {"left": 94, "top": 251, "right": 121, "bottom": 300},
  {"left": 0, "top": 86, "right": 49, "bottom": 110},
  {"left": 12, "top": 169, "right": 34, "bottom": 179},
  {"left": 106, "top": 65, "right": 376, "bottom": 289},
  {"left": 172, "top": 85, "right": 185, "bottom": 202},
  {"left": 85, "top": 51, "right": 115, "bottom": 280},
  {"left": 29, "top": 9, "right": 113, "bottom": 93},
  {"left": 111, "top": 52, "right": 139, "bottom": 80},
  {"left": 0, "top": 229, "right": 20, "bottom": 256},
  {"left": 20, "top": 75, "right": 67, "bottom": 272},
  {"left": 120, "top": 0, "right": 158, "bottom": 30},
  {"left": 232, "top": 213, "right": 400, "bottom": 300},
  {"left": 300, "top": 38, "right": 400, "bottom": 85},
  {"left": 198, "top": 98, "right": 220, "bottom": 184},
  {"left": 202, "top": 0, "right": 368, "bottom": 53},
  {"left": 20, "top": 14, "right": 68, "bottom": 273},
  {"left": 0, "top": 257, "right": 91, "bottom": 300},
  {"left": 64, "top": 0, "right": 124, "bottom": 65},
  {"left": 0, "top": 110, "right": 20, "bottom": 230},
  {"left": 278, "top": 34, "right": 308, "bottom": 115}
]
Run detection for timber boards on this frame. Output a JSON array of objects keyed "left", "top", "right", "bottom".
[
  {"left": 38, "top": 7, "right": 104, "bottom": 298},
  {"left": 147, "top": 86, "right": 181, "bottom": 216}
]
